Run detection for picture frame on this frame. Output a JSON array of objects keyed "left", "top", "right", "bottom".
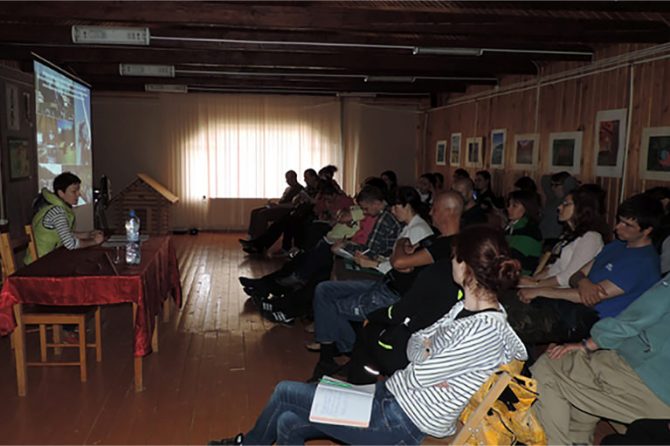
[
  {"left": 465, "top": 137, "right": 483, "bottom": 167},
  {"left": 5, "top": 83, "right": 19, "bottom": 131},
  {"left": 548, "top": 131, "right": 583, "bottom": 175},
  {"left": 639, "top": 126, "right": 670, "bottom": 181},
  {"left": 512, "top": 133, "right": 539, "bottom": 170},
  {"left": 450, "top": 133, "right": 461, "bottom": 166},
  {"left": 490, "top": 128, "right": 506, "bottom": 168},
  {"left": 8, "top": 138, "right": 31, "bottom": 180},
  {"left": 594, "top": 108, "right": 627, "bottom": 178},
  {"left": 435, "top": 140, "right": 447, "bottom": 166}
]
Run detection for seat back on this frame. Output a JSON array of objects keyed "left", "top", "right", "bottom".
[
  {"left": 0, "top": 232, "right": 16, "bottom": 279},
  {"left": 24, "top": 225, "right": 39, "bottom": 264}
]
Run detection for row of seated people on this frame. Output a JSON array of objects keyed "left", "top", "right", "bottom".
[{"left": 222, "top": 167, "right": 670, "bottom": 445}]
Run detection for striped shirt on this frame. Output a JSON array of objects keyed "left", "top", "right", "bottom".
[
  {"left": 41, "top": 206, "right": 79, "bottom": 250},
  {"left": 385, "top": 301, "right": 527, "bottom": 438}
]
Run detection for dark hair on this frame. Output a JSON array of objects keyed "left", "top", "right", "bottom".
[
  {"left": 362, "top": 177, "right": 388, "bottom": 194},
  {"left": 53, "top": 172, "right": 81, "bottom": 194},
  {"left": 514, "top": 176, "right": 537, "bottom": 194},
  {"left": 304, "top": 168, "right": 317, "bottom": 178},
  {"left": 419, "top": 172, "right": 437, "bottom": 189},
  {"left": 507, "top": 190, "right": 540, "bottom": 222},
  {"left": 568, "top": 185, "right": 612, "bottom": 242},
  {"left": 453, "top": 225, "right": 521, "bottom": 293},
  {"left": 550, "top": 171, "right": 572, "bottom": 185},
  {"left": 617, "top": 193, "right": 664, "bottom": 233},
  {"left": 453, "top": 168, "right": 470, "bottom": 180},
  {"left": 433, "top": 172, "right": 445, "bottom": 188},
  {"left": 380, "top": 170, "right": 398, "bottom": 188},
  {"left": 317, "top": 179, "right": 339, "bottom": 196},
  {"left": 391, "top": 186, "right": 426, "bottom": 217},
  {"left": 476, "top": 170, "right": 491, "bottom": 183},
  {"left": 357, "top": 184, "right": 386, "bottom": 203},
  {"left": 645, "top": 186, "right": 670, "bottom": 212},
  {"left": 319, "top": 165, "right": 338, "bottom": 179}
]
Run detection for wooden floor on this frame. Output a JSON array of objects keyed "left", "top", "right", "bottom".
[{"left": 0, "top": 233, "right": 319, "bottom": 445}]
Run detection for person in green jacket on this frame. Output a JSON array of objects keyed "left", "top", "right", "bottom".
[
  {"left": 531, "top": 274, "right": 670, "bottom": 445},
  {"left": 26, "top": 172, "right": 104, "bottom": 264},
  {"left": 505, "top": 189, "right": 543, "bottom": 275}
]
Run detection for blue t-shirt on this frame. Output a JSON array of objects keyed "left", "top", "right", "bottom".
[{"left": 589, "top": 240, "right": 660, "bottom": 318}]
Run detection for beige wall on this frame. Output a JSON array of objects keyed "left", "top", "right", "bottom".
[{"left": 92, "top": 93, "right": 421, "bottom": 230}]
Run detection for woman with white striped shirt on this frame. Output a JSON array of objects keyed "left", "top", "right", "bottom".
[{"left": 209, "top": 226, "right": 527, "bottom": 445}]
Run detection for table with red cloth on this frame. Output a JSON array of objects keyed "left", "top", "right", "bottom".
[{"left": 0, "top": 235, "right": 181, "bottom": 396}]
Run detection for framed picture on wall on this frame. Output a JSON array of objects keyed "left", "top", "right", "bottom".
[
  {"left": 436, "top": 140, "right": 447, "bottom": 166},
  {"left": 465, "top": 137, "right": 483, "bottom": 167},
  {"left": 594, "top": 108, "right": 627, "bottom": 178},
  {"left": 548, "top": 131, "right": 583, "bottom": 175},
  {"left": 490, "top": 129, "right": 506, "bottom": 168},
  {"left": 8, "top": 138, "right": 31, "bottom": 180},
  {"left": 450, "top": 133, "right": 461, "bottom": 166},
  {"left": 512, "top": 133, "right": 539, "bottom": 170},
  {"left": 640, "top": 127, "right": 670, "bottom": 181}
]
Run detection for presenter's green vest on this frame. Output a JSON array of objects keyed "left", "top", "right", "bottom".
[{"left": 24, "top": 188, "right": 75, "bottom": 264}]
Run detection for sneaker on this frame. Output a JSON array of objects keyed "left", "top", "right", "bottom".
[
  {"left": 304, "top": 321, "right": 315, "bottom": 334},
  {"left": 208, "top": 433, "right": 244, "bottom": 445},
  {"left": 261, "top": 310, "right": 295, "bottom": 327},
  {"left": 305, "top": 341, "right": 321, "bottom": 352},
  {"left": 275, "top": 273, "right": 306, "bottom": 289},
  {"left": 63, "top": 330, "right": 80, "bottom": 345}
]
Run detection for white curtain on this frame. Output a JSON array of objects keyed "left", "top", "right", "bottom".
[{"left": 160, "top": 94, "right": 342, "bottom": 228}]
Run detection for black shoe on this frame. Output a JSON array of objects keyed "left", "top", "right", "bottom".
[
  {"left": 208, "top": 433, "right": 244, "bottom": 445},
  {"left": 306, "top": 360, "right": 342, "bottom": 383},
  {"left": 261, "top": 310, "right": 295, "bottom": 327},
  {"left": 275, "top": 273, "right": 306, "bottom": 289},
  {"left": 239, "top": 276, "right": 261, "bottom": 288}
]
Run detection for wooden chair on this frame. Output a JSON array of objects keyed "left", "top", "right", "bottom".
[{"left": 1, "top": 230, "right": 102, "bottom": 383}]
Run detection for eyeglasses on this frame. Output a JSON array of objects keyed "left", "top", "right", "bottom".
[
  {"left": 551, "top": 182, "right": 563, "bottom": 187},
  {"left": 559, "top": 200, "right": 574, "bottom": 207}
]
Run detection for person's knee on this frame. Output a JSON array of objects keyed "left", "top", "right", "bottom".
[{"left": 276, "top": 411, "right": 303, "bottom": 444}]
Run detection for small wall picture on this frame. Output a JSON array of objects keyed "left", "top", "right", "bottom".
[
  {"left": 490, "top": 129, "right": 506, "bottom": 168},
  {"left": 594, "top": 108, "right": 627, "bottom": 177},
  {"left": 548, "top": 131, "right": 583, "bottom": 175},
  {"left": 436, "top": 140, "right": 447, "bottom": 166},
  {"left": 5, "top": 83, "right": 19, "bottom": 131},
  {"left": 465, "top": 137, "right": 483, "bottom": 167},
  {"left": 8, "top": 138, "right": 31, "bottom": 180},
  {"left": 513, "top": 133, "right": 539, "bottom": 169},
  {"left": 640, "top": 127, "right": 670, "bottom": 181},
  {"left": 450, "top": 133, "right": 461, "bottom": 166}
]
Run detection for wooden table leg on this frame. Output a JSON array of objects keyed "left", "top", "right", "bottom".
[
  {"left": 12, "top": 304, "right": 27, "bottom": 397},
  {"left": 132, "top": 303, "right": 143, "bottom": 392},
  {"left": 152, "top": 315, "right": 159, "bottom": 353},
  {"left": 162, "top": 295, "right": 171, "bottom": 323}
]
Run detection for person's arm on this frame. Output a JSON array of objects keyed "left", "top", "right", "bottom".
[
  {"left": 518, "top": 277, "right": 623, "bottom": 305},
  {"left": 554, "top": 232, "right": 603, "bottom": 287},
  {"left": 391, "top": 246, "right": 433, "bottom": 271},
  {"left": 43, "top": 207, "right": 79, "bottom": 250}
]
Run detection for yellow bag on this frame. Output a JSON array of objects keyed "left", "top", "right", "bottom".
[{"left": 458, "top": 360, "right": 547, "bottom": 445}]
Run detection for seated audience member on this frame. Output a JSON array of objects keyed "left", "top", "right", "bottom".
[
  {"left": 345, "top": 192, "right": 464, "bottom": 384},
  {"left": 505, "top": 190, "right": 543, "bottom": 275},
  {"left": 512, "top": 193, "right": 663, "bottom": 344},
  {"left": 208, "top": 226, "right": 527, "bottom": 446},
  {"left": 380, "top": 169, "right": 398, "bottom": 201},
  {"left": 245, "top": 170, "right": 303, "bottom": 239},
  {"left": 240, "top": 184, "right": 402, "bottom": 324},
  {"left": 645, "top": 186, "right": 670, "bottom": 275},
  {"left": 27, "top": 172, "right": 104, "bottom": 263},
  {"left": 308, "top": 187, "right": 433, "bottom": 379},
  {"left": 452, "top": 167, "right": 470, "bottom": 184},
  {"left": 519, "top": 185, "right": 610, "bottom": 289},
  {"left": 474, "top": 170, "right": 502, "bottom": 210},
  {"left": 540, "top": 171, "right": 578, "bottom": 247},
  {"left": 416, "top": 173, "right": 437, "bottom": 207},
  {"left": 531, "top": 274, "right": 670, "bottom": 445},
  {"left": 514, "top": 175, "right": 542, "bottom": 207},
  {"left": 452, "top": 177, "right": 488, "bottom": 227},
  {"left": 433, "top": 172, "right": 445, "bottom": 191},
  {"left": 318, "top": 164, "right": 343, "bottom": 193}
]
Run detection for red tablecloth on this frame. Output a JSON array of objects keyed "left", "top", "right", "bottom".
[{"left": 0, "top": 235, "right": 181, "bottom": 356}]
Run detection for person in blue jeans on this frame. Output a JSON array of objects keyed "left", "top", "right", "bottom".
[{"left": 208, "top": 226, "right": 527, "bottom": 445}]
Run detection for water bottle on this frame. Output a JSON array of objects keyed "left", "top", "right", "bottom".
[{"left": 125, "top": 209, "right": 141, "bottom": 265}]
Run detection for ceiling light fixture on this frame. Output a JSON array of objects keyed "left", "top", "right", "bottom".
[
  {"left": 145, "top": 84, "right": 188, "bottom": 93},
  {"left": 72, "top": 26, "right": 150, "bottom": 45},
  {"left": 120, "top": 64, "right": 175, "bottom": 77},
  {"left": 413, "top": 47, "right": 483, "bottom": 56},
  {"left": 413, "top": 46, "right": 593, "bottom": 58}
]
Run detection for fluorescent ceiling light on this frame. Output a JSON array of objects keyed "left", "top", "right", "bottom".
[
  {"left": 72, "top": 26, "right": 150, "bottom": 45},
  {"left": 120, "top": 64, "right": 175, "bottom": 77},
  {"left": 337, "top": 92, "right": 377, "bottom": 97},
  {"left": 364, "top": 76, "right": 416, "bottom": 83},
  {"left": 145, "top": 84, "right": 187, "bottom": 93},
  {"left": 413, "top": 47, "right": 483, "bottom": 56}
]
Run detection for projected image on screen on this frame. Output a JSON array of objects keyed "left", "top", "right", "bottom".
[{"left": 34, "top": 59, "right": 92, "bottom": 206}]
